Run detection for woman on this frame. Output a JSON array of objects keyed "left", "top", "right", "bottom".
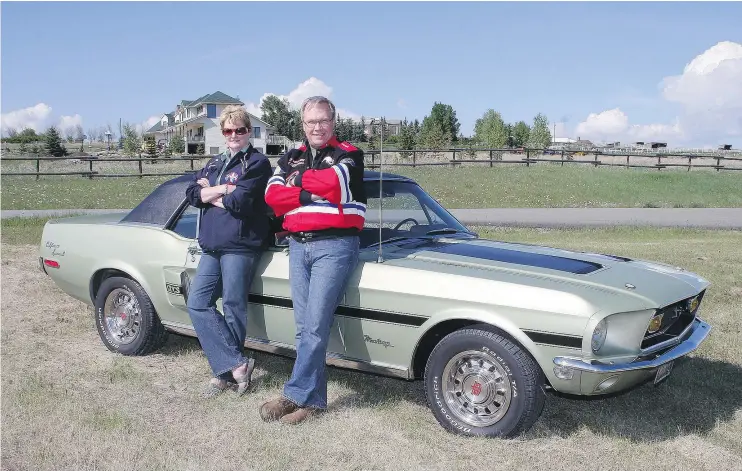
[{"left": 184, "top": 105, "right": 272, "bottom": 397}]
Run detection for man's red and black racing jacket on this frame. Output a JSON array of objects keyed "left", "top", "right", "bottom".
[{"left": 264, "top": 136, "right": 367, "bottom": 235}]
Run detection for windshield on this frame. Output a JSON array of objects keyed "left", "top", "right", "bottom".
[{"left": 360, "top": 180, "right": 473, "bottom": 248}]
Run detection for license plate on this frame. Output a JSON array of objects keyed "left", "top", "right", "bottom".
[{"left": 654, "top": 361, "right": 674, "bottom": 385}]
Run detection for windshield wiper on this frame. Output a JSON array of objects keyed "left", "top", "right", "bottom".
[
  {"left": 424, "top": 227, "right": 474, "bottom": 236},
  {"left": 365, "top": 229, "right": 473, "bottom": 249}
]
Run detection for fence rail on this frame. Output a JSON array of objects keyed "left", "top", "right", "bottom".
[{"left": 2, "top": 147, "right": 742, "bottom": 179}]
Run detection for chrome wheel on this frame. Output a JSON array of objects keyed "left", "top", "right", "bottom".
[
  {"left": 442, "top": 350, "right": 513, "bottom": 427},
  {"left": 103, "top": 287, "right": 141, "bottom": 345}
]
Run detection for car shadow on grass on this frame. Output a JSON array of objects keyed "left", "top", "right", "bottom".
[
  {"left": 157, "top": 332, "right": 427, "bottom": 408},
  {"left": 531, "top": 356, "right": 742, "bottom": 441},
  {"left": 155, "top": 334, "right": 739, "bottom": 441}
]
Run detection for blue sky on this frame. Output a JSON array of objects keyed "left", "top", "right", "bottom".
[{"left": 2, "top": 1, "right": 742, "bottom": 147}]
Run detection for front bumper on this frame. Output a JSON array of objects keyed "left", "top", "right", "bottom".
[{"left": 551, "top": 317, "right": 711, "bottom": 394}]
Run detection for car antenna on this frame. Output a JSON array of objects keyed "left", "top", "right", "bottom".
[{"left": 374, "top": 117, "right": 385, "bottom": 263}]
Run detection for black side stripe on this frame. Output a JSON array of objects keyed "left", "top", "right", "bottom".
[
  {"left": 249, "top": 294, "right": 427, "bottom": 327},
  {"left": 249, "top": 294, "right": 581, "bottom": 345},
  {"left": 523, "top": 330, "right": 582, "bottom": 349}
]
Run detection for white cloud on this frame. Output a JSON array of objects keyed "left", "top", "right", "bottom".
[
  {"left": 397, "top": 99, "right": 408, "bottom": 109},
  {"left": 0, "top": 103, "right": 53, "bottom": 134},
  {"left": 58, "top": 114, "right": 83, "bottom": 136},
  {"left": 574, "top": 41, "right": 742, "bottom": 146},
  {"left": 575, "top": 109, "right": 682, "bottom": 143},
  {"left": 135, "top": 115, "right": 161, "bottom": 135},
  {"left": 244, "top": 77, "right": 360, "bottom": 122}
]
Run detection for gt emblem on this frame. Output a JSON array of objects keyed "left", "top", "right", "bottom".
[
  {"left": 225, "top": 172, "right": 239, "bottom": 183},
  {"left": 471, "top": 381, "right": 482, "bottom": 396}
]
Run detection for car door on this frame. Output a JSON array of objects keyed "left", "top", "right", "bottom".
[{"left": 166, "top": 203, "right": 346, "bottom": 355}]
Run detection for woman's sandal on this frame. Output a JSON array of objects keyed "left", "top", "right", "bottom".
[
  {"left": 233, "top": 358, "right": 256, "bottom": 397},
  {"left": 201, "top": 378, "right": 235, "bottom": 399}
]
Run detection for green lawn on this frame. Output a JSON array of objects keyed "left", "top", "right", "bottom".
[{"left": 2, "top": 165, "right": 741, "bottom": 210}]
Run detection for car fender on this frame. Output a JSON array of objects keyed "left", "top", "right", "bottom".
[
  {"left": 412, "top": 307, "right": 546, "bottom": 373},
  {"left": 89, "top": 260, "right": 154, "bottom": 305}
]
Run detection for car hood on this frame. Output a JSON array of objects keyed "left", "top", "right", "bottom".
[{"left": 381, "top": 237, "right": 709, "bottom": 310}]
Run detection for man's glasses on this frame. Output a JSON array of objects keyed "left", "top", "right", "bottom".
[
  {"left": 303, "top": 119, "right": 333, "bottom": 129},
  {"left": 222, "top": 126, "right": 249, "bottom": 136}
]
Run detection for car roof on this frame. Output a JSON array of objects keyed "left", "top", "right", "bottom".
[{"left": 120, "top": 170, "right": 416, "bottom": 226}]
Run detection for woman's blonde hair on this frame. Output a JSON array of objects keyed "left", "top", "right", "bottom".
[{"left": 219, "top": 105, "right": 252, "bottom": 131}]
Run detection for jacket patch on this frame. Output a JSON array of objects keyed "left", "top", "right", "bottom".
[
  {"left": 339, "top": 141, "right": 358, "bottom": 151},
  {"left": 225, "top": 171, "right": 239, "bottom": 183}
]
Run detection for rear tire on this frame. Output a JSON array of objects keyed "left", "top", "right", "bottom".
[
  {"left": 94, "top": 276, "right": 168, "bottom": 355},
  {"left": 424, "top": 326, "right": 545, "bottom": 438}
]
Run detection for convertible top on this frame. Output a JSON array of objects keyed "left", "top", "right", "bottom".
[{"left": 119, "top": 170, "right": 413, "bottom": 226}]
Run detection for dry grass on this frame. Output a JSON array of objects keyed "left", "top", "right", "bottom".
[{"left": 2, "top": 228, "right": 741, "bottom": 470}]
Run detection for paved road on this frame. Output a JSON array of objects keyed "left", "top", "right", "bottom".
[{"left": 3, "top": 207, "right": 742, "bottom": 229}]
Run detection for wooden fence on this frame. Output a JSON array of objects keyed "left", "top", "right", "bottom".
[{"left": 2, "top": 148, "right": 742, "bottom": 179}]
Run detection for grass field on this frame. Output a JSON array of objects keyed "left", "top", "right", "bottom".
[
  {"left": 1, "top": 223, "right": 740, "bottom": 471},
  {"left": 3, "top": 165, "right": 742, "bottom": 210}
]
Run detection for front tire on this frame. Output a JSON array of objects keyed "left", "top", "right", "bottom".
[
  {"left": 94, "top": 276, "right": 168, "bottom": 355},
  {"left": 424, "top": 326, "right": 545, "bottom": 438}
]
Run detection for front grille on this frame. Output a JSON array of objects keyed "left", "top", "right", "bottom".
[{"left": 641, "top": 291, "right": 705, "bottom": 349}]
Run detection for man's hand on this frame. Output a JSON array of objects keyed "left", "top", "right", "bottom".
[
  {"left": 197, "top": 178, "right": 210, "bottom": 188},
  {"left": 211, "top": 197, "right": 225, "bottom": 209}
]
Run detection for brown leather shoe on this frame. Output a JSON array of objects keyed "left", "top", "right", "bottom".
[
  {"left": 259, "top": 397, "right": 297, "bottom": 422},
  {"left": 279, "top": 407, "right": 320, "bottom": 425}
]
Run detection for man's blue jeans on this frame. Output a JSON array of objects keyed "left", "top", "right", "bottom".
[
  {"left": 283, "top": 235, "right": 360, "bottom": 409},
  {"left": 187, "top": 250, "right": 260, "bottom": 381}
]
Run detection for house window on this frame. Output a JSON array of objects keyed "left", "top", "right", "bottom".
[
  {"left": 196, "top": 105, "right": 204, "bottom": 115},
  {"left": 210, "top": 147, "right": 220, "bottom": 155},
  {"left": 253, "top": 126, "right": 261, "bottom": 138}
]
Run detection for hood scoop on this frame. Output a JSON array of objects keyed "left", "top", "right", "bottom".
[{"left": 414, "top": 242, "right": 604, "bottom": 275}]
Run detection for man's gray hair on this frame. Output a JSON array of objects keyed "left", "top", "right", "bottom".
[{"left": 300, "top": 96, "right": 336, "bottom": 121}]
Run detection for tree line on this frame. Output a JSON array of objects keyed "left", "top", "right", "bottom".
[{"left": 260, "top": 98, "right": 553, "bottom": 151}]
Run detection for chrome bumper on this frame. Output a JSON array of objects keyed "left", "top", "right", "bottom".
[{"left": 553, "top": 317, "right": 712, "bottom": 373}]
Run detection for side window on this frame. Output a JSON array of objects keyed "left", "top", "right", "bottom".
[
  {"left": 253, "top": 126, "right": 261, "bottom": 138},
  {"left": 170, "top": 205, "right": 199, "bottom": 239}
]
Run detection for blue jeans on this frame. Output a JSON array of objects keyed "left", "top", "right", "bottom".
[
  {"left": 187, "top": 250, "right": 260, "bottom": 381},
  {"left": 283, "top": 236, "right": 360, "bottom": 409}
]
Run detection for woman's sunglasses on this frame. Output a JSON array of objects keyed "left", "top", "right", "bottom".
[{"left": 222, "top": 126, "right": 249, "bottom": 136}]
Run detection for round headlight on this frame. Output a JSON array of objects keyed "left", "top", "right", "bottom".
[{"left": 591, "top": 318, "right": 608, "bottom": 353}]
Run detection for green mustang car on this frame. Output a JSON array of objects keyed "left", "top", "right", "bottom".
[{"left": 38, "top": 171, "right": 712, "bottom": 438}]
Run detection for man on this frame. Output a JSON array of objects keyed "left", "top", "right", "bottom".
[
  {"left": 261, "top": 96, "right": 366, "bottom": 424},
  {"left": 185, "top": 105, "right": 272, "bottom": 398}
]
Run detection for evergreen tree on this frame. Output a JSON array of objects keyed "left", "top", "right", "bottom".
[
  {"left": 44, "top": 126, "right": 67, "bottom": 157},
  {"left": 512, "top": 121, "right": 531, "bottom": 147},
  {"left": 398, "top": 119, "right": 416, "bottom": 158},
  {"left": 169, "top": 135, "right": 185, "bottom": 155}
]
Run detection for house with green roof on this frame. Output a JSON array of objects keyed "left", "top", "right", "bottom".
[{"left": 145, "top": 91, "right": 296, "bottom": 155}]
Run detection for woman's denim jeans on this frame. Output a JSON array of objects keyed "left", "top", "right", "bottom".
[
  {"left": 187, "top": 250, "right": 260, "bottom": 380},
  {"left": 283, "top": 236, "right": 360, "bottom": 409}
]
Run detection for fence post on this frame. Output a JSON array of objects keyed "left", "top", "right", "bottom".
[
  {"left": 489, "top": 150, "right": 493, "bottom": 168},
  {"left": 560, "top": 150, "right": 565, "bottom": 166},
  {"left": 412, "top": 150, "right": 416, "bottom": 168},
  {"left": 451, "top": 149, "right": 456, "bottom": 168},
  {"left": 526, "top": 149, "right": 530, "bottom": 167},
  {"left": 139, "top": 158, "right": 143, "bottom": 178},
  {"left": 688, "top": 156, "right": 692, "bottom": 172},
  {"left": 716, "top": 156, "right": 721, "bottom": 172},
  {"left": 626, "top": 154, "right": 630, "bottom": 169},
  {"left": 594, "top": 154, "right": 598, "bottom": 167},
  {"left": 89, "top": 158, "right": 94, "bottom": 179},
  {"left": 190, "top": 157, "right": 194, "bottom": 171},
  {"left": 657, "top": 154, "right": 662, "bottom": 170},
  {"left": 36, "top": 155, "right": 40, "bottom": 181}
]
